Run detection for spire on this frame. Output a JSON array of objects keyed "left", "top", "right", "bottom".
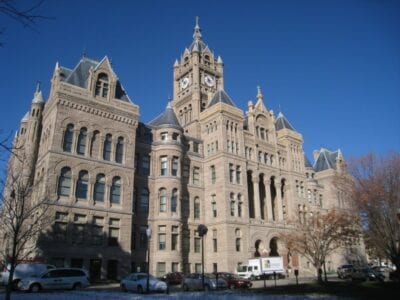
[
  {"left": 32, "top": 81, "right": 45, "bottom": 104},
  {"left": 174, "top": 59, "right": 179, "bottom": 67},
  {"left": 193, "top": 16, "right": 202, "bottom": 40},
  {"left": 217, "top": 55, "right": 223, "bottom": 64},
  {"left": 254, "top": 86, "right": 267, "bottom": 112}
]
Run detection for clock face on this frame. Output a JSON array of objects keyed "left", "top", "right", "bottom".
[
  {"left": 205, "top": 74, "right": 215, "bottom": 87},
  {"left": 180, "top": 77, "right": 190, "bottom": 90}
]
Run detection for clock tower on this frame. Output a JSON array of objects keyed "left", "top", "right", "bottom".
[{"left": 172, "top": 17, "right": 224, "bottom": 137}]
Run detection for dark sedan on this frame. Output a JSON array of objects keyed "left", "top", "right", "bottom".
[
  {"left": 216, "top": 272, "right": 252, "bottom": 289},
  {"left": 160, "top": 272, "right": 184, "bottom": 285}
]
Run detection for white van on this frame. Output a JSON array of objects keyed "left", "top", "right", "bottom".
[{"left": 1, "top": 263, "right": 55, "bottom": 288}]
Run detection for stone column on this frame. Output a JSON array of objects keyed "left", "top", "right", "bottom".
[
  {"left": 252, "top": 174, "right": 261, "bottom": 219},
  {"left": 276, "top": 181, "right": 284, "bottom": 221},
  {"left": 263, "top": 177, "right": 274, "bottom": 222}
]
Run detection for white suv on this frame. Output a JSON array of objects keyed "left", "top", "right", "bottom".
[
  {"left": 18, "top": 268, "right": 90, "bottom": 292},
  {"left": 1, "top": 263, "right": 55, "bottom": 289}
]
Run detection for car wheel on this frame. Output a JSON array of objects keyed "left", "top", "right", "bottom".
[
  {"left": 29, "top": 283, "right": 41, "bottom": 293},
  {"left": 229, "top": 284, "right": 235, "bottom": 290},
  {"left": 73, "top": 282, "right": 82, "bottom": 290},
  {"left": 12, "top": 279, "right": 20, "bottom": 290},
  {"left": 137, "top": 285, "right": 143, "bottom": 294},
  {"left": 182, "top": 284, "right": 189, "bottom": 291},
  {"left": 121, "top": 284, "right": 127, "bottom": 292}
]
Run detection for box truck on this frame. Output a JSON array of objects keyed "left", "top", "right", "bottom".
[{"left": 236, "top": 257, "right": 285, "bottom": 280}]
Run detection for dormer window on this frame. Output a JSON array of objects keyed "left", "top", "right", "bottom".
[
  {"left": 95, "top": 73, "right": 109, "bottom": 98},
  {"left": 160, "top": 132, "right": 168, "bottom": 141}
]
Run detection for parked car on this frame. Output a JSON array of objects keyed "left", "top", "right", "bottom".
[
  {"left": 160, "top": 272, "right": 184, "bottom": 285},
  {"left": 120, "top": 273, "right": 167, "bottom": 293},
  {"left": 344, "top": 267, "right": 385, "bottom": 282},
  {"left": 337, "top": 264, "right": 353, "bottom": 279},
  {"left": 1, "top": 263, "right": 55, "bottom": 289},
  {"left": 182, "top": 273, "right": 228, "bottom": 291},
  {"left": 215, "top": 272, "right": 252, "bottom": 289},
  {"left": 18, "top": 268, "right": 89, "bottom": 292}
]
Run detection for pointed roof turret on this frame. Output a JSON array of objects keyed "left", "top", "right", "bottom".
[
  {"left": 304, "top": 154, "right": 313, "bottom": 169},
  {"left": 149, "top": 102, "right": 182, "bottom": 129},
  {"left": 21, "top": 111, "right": 29, "bottom": 123},
  {"left": 217, "top": 56, "right": 223, "bottom": 64},
  {"left": 313, "top": 148, "right": 342, "bottom": 172},
  {"left": 208, "top": 89, "right": 236, "bottom": 108},
  {"left": 254, "top": 86, "right": 268, "bottom": 112},
  {"left": 32, "top": 81, "right": 45, "bottom": 104},
  {"left": 188, "top": 17, "right": 208, "bottom": 53},
  {"left": 275, "top": 112, "right": 296, "bottom": 131}
]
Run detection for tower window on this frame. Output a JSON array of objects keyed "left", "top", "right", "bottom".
[
  {"left": 159, "top": 188, "right": 167, "bottom": 212},
  {"left": 63, "top": 124, "right": 74, "bottom": 152},
  {"left": 58, "top": 167, "right": 71, "bottom": 197},
  {"left": 103, "top": 134, "right": 112, "bottom": 161},
  {"left": 76, "top": 127, "right": 87, "bottom": 155},
  {"left": 95, "top": 73, "right": 109, "bottom": 98},
  {"left": 171, "top": 189, "right": 178, "bottom": 213},
  {"left": 93, "top": 174, "right": 105, "bottom": 202},
  {"left": 76, "top": 170, "right": 89, "bottom": 200},
  {"left": 115, "top": 137, "right": 124, "bottom": 163},
  {"left": 110, "top": 176, "right": 121, "bottom": 204}
]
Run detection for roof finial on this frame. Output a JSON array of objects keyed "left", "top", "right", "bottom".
[
  {"left": 35, "top": 81, "right": 41, "bottom": 93},
  {"left": 193, "top": 16, "right": 202, "bottom": 40},
  {"left": 257, "top": 85, "right": 263, "bottom": 101}
]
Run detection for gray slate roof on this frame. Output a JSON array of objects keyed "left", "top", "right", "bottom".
[
  {"left": 304, "top": 154, "right": 313, "bottom": 168},
  {"left": 275, "top": 112, "right": 296, "bottom": 131},
  {"left": 60, "top": 57, "right": 130, "bottom": 102},
  {"left": 314, "top": 148, "right": 340, "bottom": 172},
  {"left": 208, "top": 90, "right": 236, "bottom": 108},
  {"left": 148, "top": 104, "right": 182, "bottom": 129}
]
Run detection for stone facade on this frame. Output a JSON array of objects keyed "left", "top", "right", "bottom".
[{"left": 8, "top": 20, "right": 356, "bottom": 280}]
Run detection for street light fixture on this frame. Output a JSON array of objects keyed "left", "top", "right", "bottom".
[
  {"left": 146, "top": 227, "right": 152, "bottom": 293},
  {"left": 197, "top": 224, "right": 208, "bottom": 291}
]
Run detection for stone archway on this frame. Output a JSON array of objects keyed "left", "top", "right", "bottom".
[
  {"left": 254, "top": 239, "right": 266, "bottom": 257},
  {"left": 269, "top": 237, "right": 280, "bottom": 257}
]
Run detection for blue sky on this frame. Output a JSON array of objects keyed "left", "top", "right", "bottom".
[{"left": 0, "top": 0, "right": 399, "bottom": 162}]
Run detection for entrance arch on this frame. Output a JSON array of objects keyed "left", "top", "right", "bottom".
[{"left": 269, "top": 237, "right": 279, "bottom": 257}]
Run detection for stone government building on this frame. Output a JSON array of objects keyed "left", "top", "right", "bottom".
[{"left": 10, "top": 20, "right": 350, "bottom": 280}]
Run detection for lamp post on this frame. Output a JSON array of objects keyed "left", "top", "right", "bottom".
[
  {"left": 146, "top": 227, "right": 152, "bottom": 293},
  {"left": 197, "top": 224, "right": 208, "bottom": 291}
]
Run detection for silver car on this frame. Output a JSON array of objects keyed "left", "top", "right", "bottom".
[
  {"left": 120, "top": 272, "right": 167, "bottom": 293},
  {"left": 18, "top": 268, "right": 89, "bottom": 292},
  {"left": 182, "top": 273, "right": 228, "bottom": 291}
]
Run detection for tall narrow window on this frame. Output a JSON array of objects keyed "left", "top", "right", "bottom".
[
  {"left": 160, "top": 156, "right": 168, "bottom": 176},
  {"left": 58, "top": 167, "right": 71, "bottom": 197},
  {"left": 229, "top": 164, "right": 234, "bottom": 183},
  {"left": 230, "top": 193, "right": 235, "bottom": 216},
  {"left": 237, "top": 194, "right": 242, "bottom": 217},
  {"left": 236, "top": 238, "right": 241, "bottom": 252},
  {"left": 76, "top": 170, "right": 88, "bottom": 199},
  {"left": 171, "top": 189, "right": 178, "bottom": 213},
  {"left": 213, "top": 230, "right": 218, "bottom": 252},
  {"left": 171, "top": 226, "right": 179, "bottom": 250},
  {"left": 211, "top": 165, "right": 216, "bottom": 184},
  {"left": 212, "top": 201, "right": 217, "bottom": 218},
  {"left": 103, "top": 134, "right": 112, "bottom": 161},
  {"left": 95, "top": 73, "right": 109, "bottom": 98},
  {"left": 63, "top": 124, "right": 74, "bottom": 152},
  {"left": 76, "top": 127, "right": 87, "bottom": 155},
  {"left": 194, "top": 197, "right": 200, "bottom": 219},
  {"left": 193, "top": 167, "right": 200, "bottom": 185},
  {"left": 142, "top": 155, "right": 150, "bottom": 176},
  {"left": 115, "top": 137, "right": 124, "bottom": 163},
  {"left": 93, "top": 174, "right": 105, "bottom": 202},
  {"left": 159, "top": 188, "right": 167, "bottom": 212},
  {"left": 172, "top": 157, "right": 179, "bottom": 176},
  {"left": 158, "top": 226, "right": 166, "bottom": 250},
  {"left": 110, "top": 177, "right": 121, "bottom": 204},
  {"left": 236, "top": 166, "right": 241, "bottom": 184},
  {"left": 140, "top": 189, "right": 149, "bottom": 212}
]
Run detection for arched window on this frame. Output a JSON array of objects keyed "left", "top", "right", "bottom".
[
  {"left": 95, "top": 73, "right": 109, "bottom": 98},
  {"left": 76, "top": 127, "right": 87, "bottom": 155},
  {"left": 236, "top": 238, "right": 241, "bottom": 252},
  {"left": 110, "top": 177, "right": 121, "bottom": 204},
  {"left": 115, "top": 137, "right": 124, "bottom": 163},
  {"left": 171, "top": 189, "right": 178, "bottom": 213},
  {"left": 194, "top": 197, "right": 200, "bottom": 219},
  {"left": 58, "top": 167, "right": 71, "bottom": 197},
  {"left": 140, "top": 189, "right": 149, "bottom": 212},
  {"left": 63, "top": 124, "right": 74, "bottom": 152},
  {"left": 93, "top": 174, "right": 105, "bottom": 202},
  {"left": 76, "top": 170, "right": 89, "bottom": 199},
  {"left": 237, "top": 194, "right": 242, "bottom": 217},
  {"left": 103, "top": 134, "right": 112, "bottom": 161},
  {"left": 159, "top": 188, "right": 167, "bottom": 212},
  {"left": 230, "top": 193, "right": 235, "bottom": 217}
]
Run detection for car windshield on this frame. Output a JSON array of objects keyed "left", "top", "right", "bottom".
[
  {"left": 237, "top": 266, "right": 247, "bottom": 272},
  {"left": 204, "top": 273, "right": 216, "bottom": 279}
]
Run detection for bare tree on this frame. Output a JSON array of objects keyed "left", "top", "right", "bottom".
[
  {"left": 347, "top": 152, "right": 400, "bottom": 276},
  {"left": 0, "top": 0, "right": 50, "bottom": 47},
  {"left": 0, "top": 154, "right": 52, "bottom": 300},
  {"left": 281, "top": 209, "right": 360, "bottom": 283}
]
